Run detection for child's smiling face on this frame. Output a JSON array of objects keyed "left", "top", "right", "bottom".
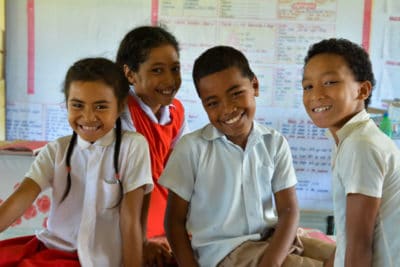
[
  {"left": 198, "top": 66, "right": 259, "bottom": 148},
  {"left": 67, "top": 80, "right": 120, "bottom": 143},
  {"left": 125, "top": 44, "right": 181, "bottom": 115},
  {"left": 302, "top": 53, "right": 370, "bottom": 134}
]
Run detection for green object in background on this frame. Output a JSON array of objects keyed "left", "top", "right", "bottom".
[{"left": 379, "top": 112, "right": 393, "bottom": 138}]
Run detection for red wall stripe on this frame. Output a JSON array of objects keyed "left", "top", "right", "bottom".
[
  {"left": 27, "top": 0, "right": 35, "bottom": 95},
  {"left": 362, "top": 0, "right": 373, "bottom": 52},
  {"left": 151, "top": 0, "right": 159, "bottom": 26}
]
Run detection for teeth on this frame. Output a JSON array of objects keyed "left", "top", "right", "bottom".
[
  {"left": 313, "top": 106, "right": 331, "bottom": 112},
  {"left": 160, "top": 89, "right": 173, "bottom": 95},
  {"left": 81, "top": 126, "right": 98, "bottom": 131},
  {"left": 225, "top": 114, "right": 241, "bottom": 124}
]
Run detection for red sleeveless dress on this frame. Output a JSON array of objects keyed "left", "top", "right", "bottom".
[{"left": 127, "top": 95, "right": 184, "bottom": 238}]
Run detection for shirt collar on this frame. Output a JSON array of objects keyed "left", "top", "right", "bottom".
[
  {"left": 130, "top": 86, "right": 172, "bottom": 123},
  {"left": 77, "top": 129, "right": 116, "bottom": 150},
  {"left": 201, "top": 121, "right": 272, "bottom": 143},
  {"left": 335, "top": 109, "right": 370, "bottom": 143}
]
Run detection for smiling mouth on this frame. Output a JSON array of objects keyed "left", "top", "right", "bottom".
[
  {"left": 224, "top": 113, "right": 243, "bottom": 125},
  {"left": 312, "top": 105, "right": 332, "bottom": 113},
  {"left": 157, "top": 89, "right": 175, "bottom": 96},
  {"left": 79, "top": 125, "right": 101, "bottom": 132}
]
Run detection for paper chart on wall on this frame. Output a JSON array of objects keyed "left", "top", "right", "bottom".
[{"left": 6, "top": 0, "right": 372, "bottom": 211}]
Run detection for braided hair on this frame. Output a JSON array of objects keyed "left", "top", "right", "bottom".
[{"left": 61, "top": 58, "right": 130, "bottom": 205}]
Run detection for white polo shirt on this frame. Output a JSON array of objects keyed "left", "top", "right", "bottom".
[
  {"left": 25, "top": 129, "right": 153, "bottom": 267},
  {"left": 331, "top": 110, "right": 400, "bottom": 267},
  {"left": 159, "top": 121, "right": 297, "bottom": 267}
]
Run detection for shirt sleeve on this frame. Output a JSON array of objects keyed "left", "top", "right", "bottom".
[
  {"left": 159, "top": 135, "right": 196, "bottom": 202},
  {"left": 339, "top": 139, "right": 385, "bottom": 198},
  {"left": 271, "top": 134, "right": 297, "bottom": 193},
  {"left": 25, "top": 141, "right": 58, "bottom": 191},
  {"left": 122, "top": 132, "right": 153, "bottom": 194}
]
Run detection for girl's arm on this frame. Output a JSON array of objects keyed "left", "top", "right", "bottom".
[
  {"left": 258, "top": 186, "right": 299, "bottom": 267},
  {"left": 0, "top": 177, "right": 41, "bottom": 232},
  {"left": 120, "top": 185, "right": 145, "bottom": 267},
  {"left": 165, "top": 191, "right": 199, "bottom": 267},
  {"left": 344, "top": 193, "right": 380, "bottom": 267},
  {"left": 140, "top": 193, "right": 150, "bottom": 240},
  {"left": 141, "top": 193, "right": 173, "bottom": 266}
]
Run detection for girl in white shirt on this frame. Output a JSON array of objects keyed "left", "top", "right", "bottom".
[{"left": 0, "top": 58, "right": 153, "bottom": 267}]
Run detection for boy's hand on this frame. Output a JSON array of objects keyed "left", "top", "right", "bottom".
[{"left": 143, "top": 236, "right": 174, "bottom": 267}]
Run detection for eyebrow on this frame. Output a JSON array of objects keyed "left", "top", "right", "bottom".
[
  {"left": 69, "top": 98, "right": 111, "bottom": 104},
  {"left": 203, "top": 84, "right": 240, "bottom": 103},
  {"left": 150, "top": 60, "right": 180, "bottom": 66},
  {"left": 302, "top": 70, "right": 339, "bottom": 82}
]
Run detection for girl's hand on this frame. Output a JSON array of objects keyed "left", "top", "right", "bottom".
[{"left": 143, "top": 236, "right": 174, "bottom": 267}]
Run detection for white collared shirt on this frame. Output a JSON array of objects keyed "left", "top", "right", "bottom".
[
  {"left": 331, "top": 109, "right": 400, "bottom": 267},
  {"left": 159, "top": 121, "right": 297, "bottom": 267},
  {"left": 25, "top": 129, "right": 153, "bottom": 267}
]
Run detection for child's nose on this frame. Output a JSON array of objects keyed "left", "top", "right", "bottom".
[
  {"left": 83, "top": 108, "right": 96, "bottom": 121},
  {"left": 222, "top": 99, "right": 236, "bottom": 114},
  {"left": 310, "top": 86, "right": 326, "bottom": 100},
  {"left": 165, "top": 71, "right": 179, "bottom": 87}
]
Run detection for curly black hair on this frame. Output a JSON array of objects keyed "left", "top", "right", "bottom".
[{"left": 304, "top": 38, "right": 376, "bottom": 108}]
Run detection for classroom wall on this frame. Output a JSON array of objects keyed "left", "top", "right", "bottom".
[
  {"left": 0, "top": 0, "right": 4, "bottom": 140},
  {"left": 4, "top": 0, "right": 400, "bottom": 211}
]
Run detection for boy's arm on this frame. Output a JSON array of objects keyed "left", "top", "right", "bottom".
[
  {"left": 165, "top": 190, "right": 199, "bottom": 267},
  {"left": 0, "top": 177, "right": 41, "bottom": 232},
  {"left": 258, "top": 186, "right": 299, "bottom": 267},
  {"left": 120, "top": 186, "right": 145, "bottom": 267},
  {"left": 344, "top": 193, "right": 380, "bottom": 267}
]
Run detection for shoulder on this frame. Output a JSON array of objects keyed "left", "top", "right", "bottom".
[
  {"left": 171, "top": 98, "right": 184, "bottom": 110},
  {"left": 344, "top": 120, "right": 395, "bottom": 154},
  {"left": 175, "top": 127, "right": 204, "bottom": 147},
  {"left": 121, "top": 130, "right": 148, "bottom": 147},
  {"left": 170, "top": 98, "right": 185, "bottom": 125},
  {"left": 43, "top": 135, "right": 74, "bottom": 154},
  {"left": 254, "top": 122, "right": 289, "bottom": 148}
]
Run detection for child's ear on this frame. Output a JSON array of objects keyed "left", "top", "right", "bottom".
[
  {"left": 123, "top": 64, "right": 136, "bottom": 85},
  {"left": 251, "top": 76, "right": 260, "bottom": 97},
  {"left": 358, "top": 80, "right": 372, "bottom": 101}
]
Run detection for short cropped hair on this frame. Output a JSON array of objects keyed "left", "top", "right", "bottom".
[{"left": 192, "top": 46, "right": 255, "bottom": 96}]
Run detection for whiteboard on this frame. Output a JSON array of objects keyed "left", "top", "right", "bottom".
[{"left": 5, "top": 0, "right": 397, "bottom": 211}]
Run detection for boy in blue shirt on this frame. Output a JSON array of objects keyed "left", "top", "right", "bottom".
[{"left": 159, "top": 46, "right": 333, "bottom": 267}]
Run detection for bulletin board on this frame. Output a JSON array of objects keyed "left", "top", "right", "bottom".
[{"left": 5, "top": 0, "right": 399, "bottom": 211}]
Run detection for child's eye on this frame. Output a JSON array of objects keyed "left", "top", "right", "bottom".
[
  {"left": 302, "top": 84, "right": 312, "bottom": 91},
  {"left": 232, "top": 90, "right": 244, "bottom": 97},
  {"left": 205, "top": 101, "right": 218, "bottom": 108},
  {"left": 95, "top": 104, "right": 108, "bottom": 110},
  {"left": 324, "top": 80, "right": 338, "bottom": 86},
  {"left": 172, "top": 66, "right": 180, "bottom": 73},
  {"left": 152, "top": 68, "right": 163, "bottom": 74},
  {"left": 70, "top": 102, "right": 83, "bottom": 109}
]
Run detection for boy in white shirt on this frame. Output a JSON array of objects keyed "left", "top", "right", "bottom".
[
  {"left": 302, "top": 38, "right": 400, "bottom": 267},
  {"left": 160, "top": 46, "right": 334, "bottom": 267}
]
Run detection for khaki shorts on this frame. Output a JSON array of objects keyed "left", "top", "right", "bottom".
[{"left": 217, "top": 232, "right": 335, "bottom": 267}]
